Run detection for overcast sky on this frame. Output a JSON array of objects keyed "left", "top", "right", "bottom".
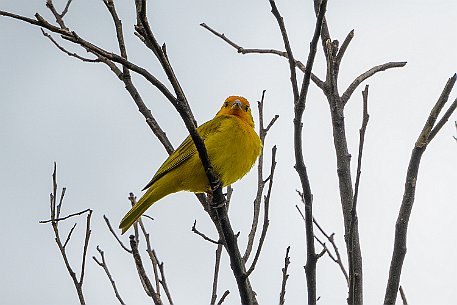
[{"left": 1, "top": 0, "right": 456, "bottom": 304}]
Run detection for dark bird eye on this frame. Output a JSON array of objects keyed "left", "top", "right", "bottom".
[
  {"left": 224, "top": 102, "right": 229, "bottom": 107},
  {"left": 245, "top": 105, "right": 249, "bottom": 112}
]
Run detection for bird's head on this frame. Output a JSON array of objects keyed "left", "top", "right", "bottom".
[{"left": 216, "top": 96, "right": 255, "bottom": 127}]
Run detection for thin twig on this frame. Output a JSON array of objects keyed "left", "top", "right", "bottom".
[
  {"left": 104, "top": 215, "right": 132, "bottom": 253},
  {"left": 41, "top": 29, "right": 100, "bottom": 62},
  {"left": 210, "top": 244, "right": 224, "bottom": 305},
  {"left": 136, "top": 212, "right": 174, "bottom": 305},
  {"left": 93, "top": 246, "right": 126, "bottom": 305},
  {"left": 40, "top": 208, "right": 91, "bottom": 223},
  {"left": 246, "top": 146, "right": 277, "bottom": 277},
  {"left": 79, "top": 210, "right": 92, "bottom": 287},
  {"left": 312, "top": 217, "right": 349, "bottom": 285},
  {"left": 341, "top": 62, "right": 407, "bottom": 105},
  {"left": 158, "top": 262, "right": 173, "bottom": 305},
  {"left": 348, "top": 85, "right": 369, "bottom": 301},
  {"left": 199, "top": 23, "right": 325, "bottom": 91},
  {"left": 335, "top": 29, "right": 354, "bottom": 66},
  {"left": 192, "top": 220, "right": 220, "bottom": 245},
  {"left": 244, "top": 91, "right": 278, "bottom": 262},
  {"left": 46, "top": 0, "right": 67, "bottom": 29},
  {"left": 216, "top": 290, "right": 230, "bottom": 305},
  {"left": 269, "top": 0, "right": 299, "bottom": 101},
  {"left": 399, "top": 285, "right": 408, "bottom": 305},
  {"left": 63, "top": 223, "right": 77, "bottom": 248},
  {"left": 61, "top": 0, "right": 73, "bottom": 18},
  {"left": 278, "top": 246, "right": 291, "bottom": 305},
  {"left": 428, "top": 97, "right": 457, "bottom": 142},
  {"left": 289, "top": 0, "right": 328, "bottom": 303},
  {"left": 129, "top": 235, "right": 163, "bottom": 305},
  {"left": 43, "top": 163, "right": 90, "bottom": 304}
]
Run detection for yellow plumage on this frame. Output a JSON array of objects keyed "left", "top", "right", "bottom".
[{"left": 119, "top": 96, "right": 262, "bottom": 234}]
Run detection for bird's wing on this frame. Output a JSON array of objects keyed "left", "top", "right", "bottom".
[{"left": 142, "top": 115, "right": 227, "bottom": 190}]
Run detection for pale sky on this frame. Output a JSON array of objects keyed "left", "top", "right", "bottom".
[{"left": 1, "top": 0, "right": 456, "bottom": 304}]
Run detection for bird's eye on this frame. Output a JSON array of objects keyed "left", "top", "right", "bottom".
[
  {"left": 245, "top": 105, "right": 249, "bottom": 112},
  {"left": 224, "top": 102, "right": 229, "bottom": 108}
]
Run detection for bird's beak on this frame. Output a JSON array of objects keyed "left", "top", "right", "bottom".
[{"left": 231, "top": 100, "right": 242, "bottom": 109}]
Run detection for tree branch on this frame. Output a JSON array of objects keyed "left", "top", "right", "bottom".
[
  {"left": 312, "top": 217, "right": 349, "bottom": 285},
  {"left": 341, "top": 62, "right": 407, "bottom": 105},
  {"left": 348, "top": 85, "right": 369, "bottom": 302},
  {"left": 291, "top": 0, "right": 328, "bottom": 303},
  {"left": 129, "top": 235, "right": 163, "bottom": 305},
  {"left": 210, "top": 244, "right": 225, "bottom": 305},
  {"left": 384, "top": 74, "right": 457, "bottom": 305},
  {"left": 269, "top": 0, "right": 300, "bottom": 101},
  {"left": 42, "top": 163, "right": 91, "bottom": 305},
  {"left": 192, "top": 220, "right": 220, "bottom": 245},
  {"left": 93, "top": 246, "right": 126, "bottom": 305},
  {"left": 244, "top": 91, "right": 278, "bottom": 262},
  {"left": 199, "top": 23, "right": 326, "bottom": 91},
  {"left": 278, "top": 246, "right": 291, "bottom": 305},
  {"left": 246, "top": 146, "right": 277, "bottom": 277}
]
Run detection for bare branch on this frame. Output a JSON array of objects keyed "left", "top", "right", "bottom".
[
  {"left": 335, "top": 29, "right": 354, "bottom": 66},
  {"left": 216, "top": 290, "right": 230, "bottom": 305},
  {"left": 158, "top": 262, "right": 173, "bottom": 305},
  {"left": 278, "top": 246, "right": 291, "bottom": 305},
  {"left": 428, "top": 96, "right": 457, "bottom": 142},
  {"left": 341, "top": 62, "right": 407, "bottom": 105},
  {"left": 79, "top": 211, "right": 93, "bottom": 286},
  {"left": 40, "top": 208, "right": 91, "bottom": 223},
  {"left": 199, "top": 23, "right": 325, "bottom": 91},
  {"left": 312, "top": 217, "right": 349, "bottom": 285},
  {"left": 129, "top": 235, "right": 163, "bottom": 305},
  {"left": 41, "top": 29, "right": 100, "bottom": 62},
  {"left": 93, "top": 246, "right": 126, "bottom": 305},
  {"left": 348, "top": 85, "right": 370, "bottom": 302},
  {"left": 244, "top": 91, "right": 278, "bottom": 262},
  {"left": 291, "top": 0, "right": 328, "bottom": 303},
  {"left": 399, "top": 285, "right": 408, "bottom": 305},
  {"left": 210, "top": 244, "right": 224, "bottom": 305},
  {"left": 63, "top": 223, "right": 77, "bottom": 248},
  {"left": 104, "top": 215, "right": 132, "bottom": 253},
  {"left": 61, "top": 0, "right": 73, "bottom": 18},
  {"left": 246, "top": 146, "right": 277, "bottom": 277},
  {"left": 269, "top": 0, "right": 300, "bottom": 101},
  {"left": 192, "top": 220, "right": 220, "bottom": 245},
  {"left": 43, "top": 163, "right": 90, "bottom": 304},
  {"left": 384, "top": 74, "right": 457, "bottom": 304},
  {"left": 46, "top": 0, "right": 67, "bottom": 29}
]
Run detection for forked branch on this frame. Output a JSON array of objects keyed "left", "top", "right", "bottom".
[
  {"left": 384, "top": 74, "right": 457, "bottom": 304},
  {"left": 41, "top": 163, "right": 92, "bottom": 305}
]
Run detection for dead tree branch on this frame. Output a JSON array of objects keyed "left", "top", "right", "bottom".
[
  {"left": 210, "top": 244, "right": 225, "bottom": 305},
  {"left": 269, "top": 0, "right": 328, "bottom": 303},
  {"left": 93, "top": 246, "right": 126, "bottom": 305},
  {"left": 244, "top": 91, "right": 279, "bottom": 263},
  {"left": 246, "top": 146, "right": 277, "bottom": 277},
  {"left": 42, "top": 163, "right": 92, "bottom": 305},
  {"left": 129, "top": 235, "right": 163, "bottom": 305},
  {"left": 199, "top": 24, "right": 326, "bottom": 91},
  {"left": 312, "top": 217, "right": 349, "bottom": 285},
  {"left": 192, "top": 220, "right": 220, "bottom": 245},
  {"left": 384, "top": 74, "right": 457, "bottom": 304},
  {"left": 348, "top": 85, "right": 370, "bottom": 302},
  {"left": 399, "top": 285, "right": 408, "bottom": 305},
  {"left": 278, "top": 246, "right": 291, "bottom": 305}
]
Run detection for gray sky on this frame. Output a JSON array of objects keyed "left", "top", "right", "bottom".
[{"left": 1, "top": 0, "right": 456, "bottom": 304}]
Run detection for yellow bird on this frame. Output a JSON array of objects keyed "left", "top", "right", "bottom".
[{"left": 119, "top": 96, "right": 262, "bottom": 234}]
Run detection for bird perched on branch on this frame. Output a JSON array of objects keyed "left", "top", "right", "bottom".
[{"left": 119, "top": 96, "right": 262, "bottom": 234}]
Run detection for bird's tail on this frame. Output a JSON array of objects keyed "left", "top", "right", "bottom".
[{"left": 119, "top": 185, "right": 165, "bottom": 234}]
